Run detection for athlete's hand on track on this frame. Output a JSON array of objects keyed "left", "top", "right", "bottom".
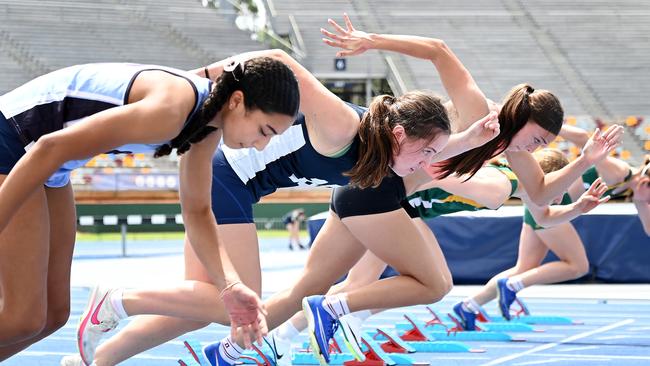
[
  {"left": 575, "top": 177, "right": 610, "bottom": 213},
  {"left": 221, "top": 282, "right": 268, "bottom": 348},
  {"left": 321, "top": 13, "right": 373, "bottom": 57},
  {"left": 581, "top": 125, "right": 624, "bottom": 164}
]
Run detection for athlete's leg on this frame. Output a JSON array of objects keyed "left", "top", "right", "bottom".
[
  {"left": 513, "top": 223, "right": 589, "bottom": 286},
  {"left": 283, "top": 249, "right": 386, "bottom": 334},
  {"left": 263, "top": 211, "right": 367, "bottom": 329},
  {"left": 471, "top": 224, "right": 548, "bottom": 305},
  {"left": 342, "top": 210, "right": 453, "bottom": 312},
  {"left": 0, "top": 175, "right": 50, "bottom": 358},
  {"left": 94, "top": 224, "right": 260, "bottom": 365}
]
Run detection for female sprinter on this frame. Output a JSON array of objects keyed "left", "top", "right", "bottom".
[
  {"left": 454, "top": 148, "right": 609, "bottom": 329},
  {"left": 0, "top": 58, "right": 300, "bottom": 363}
]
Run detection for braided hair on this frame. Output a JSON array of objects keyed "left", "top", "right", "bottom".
[{"left": 155, "top": 56, "right": 300, "bottom": 157}]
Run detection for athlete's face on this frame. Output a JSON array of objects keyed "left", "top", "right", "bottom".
[
  {"left": 390, "top": 126, "right": 450, "bottom": 177},
  {"left": 508, "top": 121, "right": 556, "bottom": 153},
  {"left": 218, "top": 91, "right": 294, "bottom": 150}
]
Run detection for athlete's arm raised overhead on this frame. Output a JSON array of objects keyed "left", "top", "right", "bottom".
[
  {"left": 0, "top": 71, "right": 194, "bottom": 235},
  {"left": 193, "top": 50, "right": 359, "bottom": 154},
  {"left": 321, "top": 13, "right": 488, "bottom": 131},
  {"left": 507, "top": 125, "right": 624, "bottom": 206},
  {"left": 523, "top": 178, "right": 609, "bottom": 228}
]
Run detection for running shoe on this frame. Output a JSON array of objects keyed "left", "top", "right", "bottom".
[
  {"left": 183, "top": 340, "right": 239, "bottom": 366},
  {"left": 338, "top": 314, "right": 365, "bottom": 361},
  {"left": 184, "top": 339, "right": 235, "bottom": 366},
  {"left": 302, "top": 295, "right": 339, "bottom": 365},
  {"left": 77, "top": 286, "right": 122, "bottom": 365},
  {"left": 265, "top": 332, "right": 292, "bottom": 366},
  {"left": 496, "top": 278, "right": 517, "bottom": 321},
  {"left": 247, "top": 332, "right": 292, "bottom": 366},
  {"left": 452, "top": 302, "right": 476, "bottom": 331}
]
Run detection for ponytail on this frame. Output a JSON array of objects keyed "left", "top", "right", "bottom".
[
  {"left": 434, "top": 83, "right": 562, "bottom": 178},
  {"left": 345, "top": 95, "right": 397, "bottom": 188}
]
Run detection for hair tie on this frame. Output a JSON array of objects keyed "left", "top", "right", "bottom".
[
  {"left": 224, "top": 57, "right": 244, "bottom": 81},
  {"left": 525, "top": 85, "right": 535, "bottom": 95}
]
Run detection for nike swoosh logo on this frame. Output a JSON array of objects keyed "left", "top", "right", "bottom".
[
  {"left": 90, "top": 292, "right": 110, "bottom": 325},
  {"left": 273, "top": 338, "right": 284, "bottom": 360}
]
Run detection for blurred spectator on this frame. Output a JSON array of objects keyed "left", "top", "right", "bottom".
[{"left": 283, "top": 208, "right": 306, "bottom": 250}]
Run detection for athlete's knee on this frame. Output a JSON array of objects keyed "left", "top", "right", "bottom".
[
  {"left": 418, "top": 276, "right": 453, "bottom": 304},
  {"left": 42, "top": 303, "right": 71, "bottom": 336},
  {"left": 0, "top": 306, "right": 47, "bottom": 345},
  {"left": 567, "top": 259, "right": 589, "bottom": 279}
]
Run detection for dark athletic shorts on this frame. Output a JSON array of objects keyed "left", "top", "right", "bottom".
[{"left": 330, "top": 174, "right": 406, "bottom": 219}]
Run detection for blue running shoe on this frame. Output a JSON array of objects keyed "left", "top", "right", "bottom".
[
  {"left": 452, "top": 302, "right": 476, "bottom": 331},
  {"left": 183, "top": 339, "right": 232, "bottom": 366},
  {"left": 302, "top": 295, "right": 339, "bottom": 365},
  {"left": 496, "top": 278, "right": 517, "bottom": 321}
]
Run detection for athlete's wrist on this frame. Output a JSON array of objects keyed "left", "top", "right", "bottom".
[{"left": 219, "top": 281, "right": 242, "bottom": 298}]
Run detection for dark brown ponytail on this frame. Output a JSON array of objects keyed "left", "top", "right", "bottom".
[
  {"left": 435, "top": 83, "right": 563, "bottom": 178},
  {"left": 346, "top": 91, "right": 451, "bottom": 188}
]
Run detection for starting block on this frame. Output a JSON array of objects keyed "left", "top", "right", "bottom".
[
  {"left": 422, "top": 306, "right": 535, "bottom": 332},
  {"left": 480, "top": 299, "right": 582, "bottom": 325},
  {"left": 370, "top": 328, "right": 480, "bottom": 353},
  {"left": 177, "top": 357, "right": 195, "bottom": 366},
  {"left": 343, "top": 334, "right": 426, "bottom": 366},
  {"left": 396, "top": 311, "right": 525, "bottom": 342}
]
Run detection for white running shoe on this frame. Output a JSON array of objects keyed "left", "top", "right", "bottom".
[
  {"left": 338, "top": 314, "right": 365, "bottom": 361},
  {"left": 60, "top": 354, "right": 87, "bottom": 366},
  {"left": 263, "top": 332, "right": 292, "bottom": 366},
  {"left": 77, "top": 286, "right": 122, "bottom": 365}
]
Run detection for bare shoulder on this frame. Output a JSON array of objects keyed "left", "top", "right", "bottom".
[{"left": 128, "top": 70, "right": 197, "bottom": 113}]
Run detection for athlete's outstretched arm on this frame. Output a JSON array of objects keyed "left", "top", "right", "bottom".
[
  {"left": 523, "top": 178, "right": 609, "bottom": 228},
  {"left": 560, "top": 124, "right": 630, "bottom": 185},
  {"left": 508, "top": 125, "right": 624, "bottom": 206},
  {"left": 178, "top": 131, "right": 267, "bottom": 346},
  {"left": 321, "top": 14, "right": 488, "bottom": 131},
  {"left": 192, "top": 50, "right": 359, "bottom": 154},
  {"left": 0, "top": 72, "right": 193, "bottom": 235},
  {"left": 416, "top": 166, "right": 513, "bottom": 209}
]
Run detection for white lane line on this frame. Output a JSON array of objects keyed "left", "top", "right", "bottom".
[
  {"left": 480, "top": 318, "right": 635, "bottom": 366},
  {"left": 533, "top": 353, "right": 650, "bottom": 360},
  {"left": 557, "top": 345, "right": 599, "bottom": 352}
]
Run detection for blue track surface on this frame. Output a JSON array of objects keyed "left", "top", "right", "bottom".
[{"left": 7, "top": 238, "right": 650, "bottom": 365}]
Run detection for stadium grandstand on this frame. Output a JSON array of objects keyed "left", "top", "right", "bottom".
[{"left": 1, "top": 0, "right": 649, "bottom": 193}]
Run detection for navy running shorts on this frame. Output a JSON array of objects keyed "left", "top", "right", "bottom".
[
  {"left": 0, "top": 113, "right": 25, "bottom": 175},
  {"left": 210, "top": 150, "right": 256, "bottom": 224}
]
